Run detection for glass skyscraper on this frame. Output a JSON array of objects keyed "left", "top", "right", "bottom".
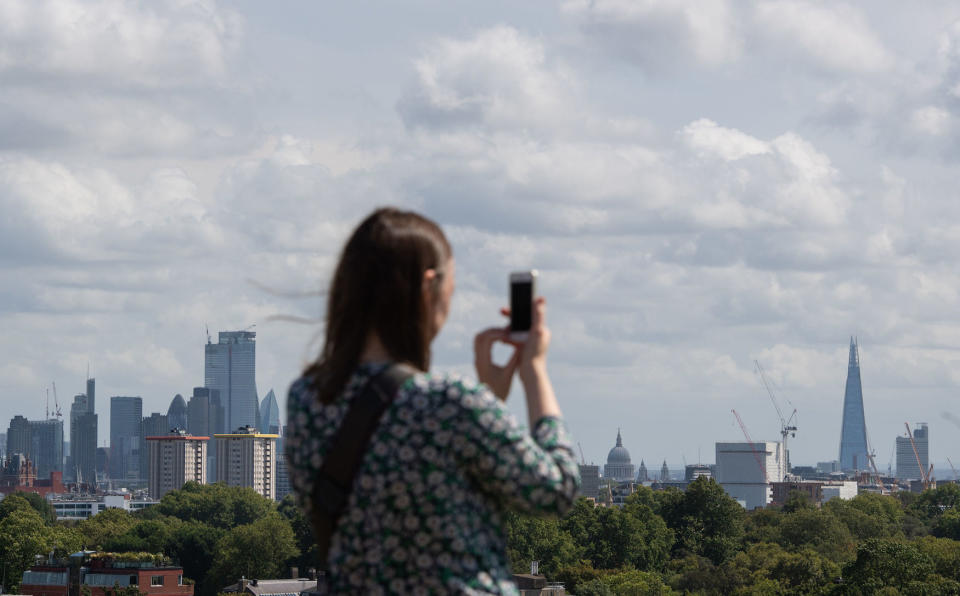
[
  {"left": 838, "top": 337, "right": 870, "bottom": 471},
  {"left": 69, "top": 385, "right": 98, "bottom": 486},
  {"left": 258, "top": 389, "right": 280, "bottom": 435},
  {"left": 110, "top": 396, "right": 143, "bottom": 482},
  {"left": 205, "top": 330, "right": 258, "bottom": 434}
]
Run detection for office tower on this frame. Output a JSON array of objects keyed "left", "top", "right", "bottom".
[
  {"left": 7, "top": 415, "right": 31, "bottom": 458},
  {"left": 896, "top": 423, "right": 930, "bottom": 480},
  {"left": 188, "top": 387, "right": 224, "bottom": 481},
  {"left": 96, "top": 447, "right": 109, "bottom": 482},
  {"left": 214, "top": 426, "right": 277, "bottom": 500},
  {"left": 69, "top": 392, "right": 97, "bottom": 487},
  {"left": 258, "top": 390, "right": 280, "bottom": 435},
  {"left": 0, "top": 432, "right": 5, "bottom": 461},
  {"left": 140, "top": 413, "right": 169, "bottom": 482},
  {"left": 637, "top": 460, "right": 649, "bottom": 483},
  {"left": 604, "top": 430, "right": 636, "bottom": 482},
  {"left": 275, "top": 452, "right": 291, "bottom": 502},
  {"left": 716, "top": 441, "right": 784, "bottom": 509},
  {"left": 87, "top": 378, "right": 96, "bottom": 413},
  {"left": 205, "top": 330, "right": 258, "bottom": 435},
  {"left": 29, "top": 419, "right": 64, "bottom": 479},
  {"left": 838, "top": 337, "right": 870, "bottom": 471},
  {"left": 110, "top": 396, "right": 143, "bottom": 482},
  {"left": 167, "top": 394, "right": 188, "bottom": 431},
  {"left": 146, "top": 429, "right": 208, "bottom": 499}
]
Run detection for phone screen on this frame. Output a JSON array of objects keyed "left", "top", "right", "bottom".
[{"left": 510, "top": 280, "right": 533, "bottom": 332}]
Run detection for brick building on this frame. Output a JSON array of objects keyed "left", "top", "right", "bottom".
[
  {"left": 21, "top": 551, "right": 193, "bottom": 596},
  {"left": 0, "top": 453, "right": 65, "bottom": 496}
]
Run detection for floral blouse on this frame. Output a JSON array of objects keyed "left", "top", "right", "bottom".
[{"left": 285, "top": 363, "right": 580, "bottom": 595}]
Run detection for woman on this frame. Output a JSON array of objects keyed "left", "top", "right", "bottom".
[{"left": 286, "top": 208, "right": 580, "bottom": 594}]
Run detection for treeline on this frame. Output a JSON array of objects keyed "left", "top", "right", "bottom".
[
  {"left": 0, "top": 483, "right": 317, "bottom": 596},
  {"left": 4, "top": 478, "right": 960, "bottom": 594},
  {"left": 505, "top": 477, "right": 960, "bottom": 595}
]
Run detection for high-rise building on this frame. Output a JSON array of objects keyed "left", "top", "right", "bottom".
[
  {"left": 839, "top": 337, "right": 870, "bottom": 471},
  {"left": 69, "top": 392, "right": 98, "bottom": 487},
  {"left": 205, "top": 330, "right": 258, "bottom": 435},
  {"left": 146, "top": 429, "right": 208, "bottom": 499},
  {"left": 258, "top": 389, "right": 280, "bottom": 435},
  {"left": 167, "top": 394, "right": 188, "bottom": 431},
  {"left": 214, "top": 426, "right": 277, "bottom": 500},
  {"left": 603, "top": 430, "right": 635, "bottom": 482},
  {"left": 188, "top": 387, "right": 224, "bottom": 482},
  {"left": 110, "top": 396, "right": 143, "bottom": 482},
  {"left": 275, "top": 452, "right": 291, "bottom": 502},
  {"left": 660, "top": 460, "right": 670, "bottom": 482},
  {"left": 29, "top": 419, "right": 64, "bottom": 479},
  {"left": 716, "top": 441, "right": 784, "bottom": 509},
  {"left": 896, "top": 423, "right": 929, "bottom": 480},
  {"left": 0, "top": 432, "right": 5, "bottom": 461},
  {"left": 140, "top": 413, "right": 169, "bottom": 482},
  {"left": 87, "top": 378, "right": 96, "bottom": 413},
  {"left": 6, "top": 415, "right": 31, "bottom": 459}
]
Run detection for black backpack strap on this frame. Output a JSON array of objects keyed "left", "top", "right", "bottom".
[{"left": 310, "top": 363, "right": 416, "bottom": 568}]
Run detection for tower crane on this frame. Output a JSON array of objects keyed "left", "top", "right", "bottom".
[
  {"left": 578, "top": 442, "right": 587, "bottom": 466},
  {"left": 948, "top": 457, "right": 958, "bottom": 482},
  {"left": 51, "top": 381, "right": 62, "bottom": 419},
  {"left": 732, "top": 409, "right": 766, "bottom": 478},
  {"left": 906, "top": 422, "right": 931, "bottom": 491},
  {"left": 755, "top": 361, "right": 797, "bottom": 480}
]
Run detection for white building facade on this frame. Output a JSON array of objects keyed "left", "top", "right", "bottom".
[
  {"left": 215, "top": 426, "right": 277, "bottom": 500},
  {"left": 716, "top": 441, "right": 784, "bottom": 510},
  {"left": 146, "top": 430, "right": 208, "bottom": 499}
]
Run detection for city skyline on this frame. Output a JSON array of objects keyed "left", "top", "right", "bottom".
[{"left": 2, "top": 2, "right": 960, "bottom": 472}]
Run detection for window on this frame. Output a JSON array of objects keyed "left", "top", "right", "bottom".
[
  {"left": 151, "top": 575, "right": 164, "bottom": 586},
  {"left": 130, "top": 576, "right": 138, "bottom": 585},
  {"left": 178, "top": 575, "right": 183, "bottom": 586}
]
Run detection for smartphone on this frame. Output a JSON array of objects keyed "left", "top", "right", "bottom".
[{"left": 509, "top": 270, "right": 537, "bottom": 342}]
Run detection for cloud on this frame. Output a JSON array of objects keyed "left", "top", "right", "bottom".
[{"left": 561, "top": 0, "right": 743, "bottom": 70}]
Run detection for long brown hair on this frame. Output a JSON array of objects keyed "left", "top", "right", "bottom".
[{"left": 306, "top": 207, "right": 452, "bottom": 404}]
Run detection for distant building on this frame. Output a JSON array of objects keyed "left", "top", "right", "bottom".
[
  {"left": 716, "top": 441, "right": 784, "bottom": 509},
  {"left": 110, "top": 396, "right": 143, "bottom": 482},
  {"left": 578, "top": 464, "right": 600, "bottom": 500},
  {"left": 215, "top": 426, "right": 277, "bottom": 500},
  {"left": 6, "top": 415, "right": 32, "bottom": 459},
  {"left": 188, "top": 386, "right": 224, "bottom": 482},
  {"left": 637, "top": 460, "right": 649, "bottom": 483},
  {"left": 146, "top": 429, "right": 208, "bottom": 499},
  {"left": 816, "top": 460, "right": 840, "bottom": 474},
  {"left": 140, "top": 413, "right": 169, "bottom": 483},
  {"left": 206, "top": 330, "right": 258, "bottom": 435},
  {"left": 603, "top": 430, "right": 635, "bottom": 482},
  {"left": 50, "top": 493, "right": 158, "bottom": 520},
  {"left": 259, "top": 390, "right": 280, "bottom": 435},
  {"left": 30, "top": 418, "right": 64, "bottom": 479},
  {"left": 222, "top": 578, "right": 320, "bottom": 596},
  {"left": 839, "top": 337, "right": 870, "bottom": 471},
  {"left": 167, "top": 394, "right": 188, "bottom": 431},
  {"left": 685, "top": 464, "right": 712, "bottom": 481},
  {"left": 896, "top": 423, "right": 929, "bottom": 480},
  {"left": 0, "top": 453, "right": 65, "bottom": 496},
  {"left": 69, "top": 390, "right": 98, "bottom": 486},
  {"left": 21, "top": 551, "right": 192, "bottom": 596},
  {"left": 276, "top": 452, "right": 291, "bottom": 502},
  {"left": 660, "top": 460, "right": 670, "bottom": 482}
]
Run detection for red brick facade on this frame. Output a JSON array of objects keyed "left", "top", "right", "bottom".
[{"left": 22, "top": 562, "right": 192, "bottom": 596}]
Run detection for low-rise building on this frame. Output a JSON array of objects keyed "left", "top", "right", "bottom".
[
  {"left": 48, "top": 494, "right": 158, "bottom": 521},
  {"left": 21, "top": 551, "right": 192, "bottom": 596}
]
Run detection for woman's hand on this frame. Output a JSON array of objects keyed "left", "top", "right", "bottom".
[{"left": 474, "top": 327, "right": 520, "bottom": 401}]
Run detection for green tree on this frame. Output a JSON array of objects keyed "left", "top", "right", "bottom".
[
  {"left": 0, "top": 506, "right": 49, "bottom": 593},
  {"left": 911, "top": 484, "right": 960, "bottom": 521},
  {"left": 914, "top": 536, "right": 960, "bottom": 583},
  {"left": 77, "top": 507, "right": 138, "bottom": 550},
  {"left": 843, "top": 538, "right": 934, "bottom": 593},
  {"left": 276, "top": 495, "right": 320, "bottom": 574},
  {"left": 0, "top": 491, "right": 57, "bottom": 525},
  {"left": 504, "top": 512, "right": 580, "bottom": 576},
  {"left": 157, "top": 482, "right": 275, "bottom": 529},
  {"left": 655, "top": 477, "right": 744, "bottom": 564},
  {"left": 577, "top": 569, "right": 675, "bottom": 596},
  {"left": 207, "top": 513, "right": 298, "bottom": 592},
  {"left": 824, "top": 493, "right": 904, "bottom": 541},
  {"left": 559, "top": 497, "right": 673, "bottom": 571},
  {"left": 932, "top": 507, "right": 960, "bottom": 541},
  {"left": 777, "top": 508, "right": 855, "bottom": 563},
  {"left": 105, "top": 516, "right": 183, "bottom": 554},
  {"left": 168, "top": 520, "right": 226, "bottom": 592}
]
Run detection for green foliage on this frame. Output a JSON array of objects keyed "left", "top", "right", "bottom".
[
  {"left": 655, "top": 477, "right": 744, "bottom": 564},
  {"left": 0, "top": 505, "right": 50, "bottom": 593},
  {"left": 207, "top": 513, "right": 298, "bottom": 592},
  {"left": 912, "top": 484, "right": 960, "bottom": 521},
  {"left": 156, "top": 482, "right": 275, "bottom": 529},
  {"left": 504, "top": 512, "right": 580, "bottom": 576},
  {"left": 168, "top": 520, "right": 226, "bottom": 594},
  {"left": 104, "top": 516, "right": 184, "bottom": 554},
  {"left": 0, "top": 491, "right": 58, "bottom": 525},
  {"left": 843, "top": 538, "right": 935, "bottom": 593},
  {"left": 576, "top": 569, "right": 674, "bottom": 595},
  {"left": 276, "top": 494, "right": 320, "bottom": 573},
  {"left": 778, "top": 507, "right": 855, "bottom": 562},
  {"left": 825, "top": 493, "right": 905, "bottom": 541},
  {"left": 78, "top": 507, "right": 138, "bottom": 550}
]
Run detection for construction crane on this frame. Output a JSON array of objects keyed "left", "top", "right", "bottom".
[
  {"left": 905, "top": 422, "right": 931, "bottom": 491},
  {"left": 51, "top": 381, "right": 62, "bottom": 419},
  {"left": 578, "top": 442, "right": 587, "bottom": 466},
  {"left": 755, "top": 361, "right": 797, "bottom": 480},
  {"left": 732, "top": 409, "right": 766, "bottom": 478},
  {"left": 947, "top": 457, "right": 958, "bottom": 482}
]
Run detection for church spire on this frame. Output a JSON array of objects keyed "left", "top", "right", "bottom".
[{"left": 616, "top": 428, "right": 623, "bottom": 447}]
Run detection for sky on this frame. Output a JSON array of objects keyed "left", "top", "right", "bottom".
[{"left": 2, "top": 0, "right": 960, "bottom": 473}]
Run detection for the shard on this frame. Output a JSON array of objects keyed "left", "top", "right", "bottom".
[{"left": 838, "top": 337, "right": 870, "bottom": 471}]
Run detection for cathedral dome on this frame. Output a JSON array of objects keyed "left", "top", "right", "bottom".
[{"left": 606, "top": 430, "right": 631, "bottom": 465}]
